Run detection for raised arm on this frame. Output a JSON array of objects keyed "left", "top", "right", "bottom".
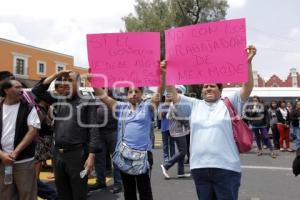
[
  {"left": 164, "top": 62, "right": 180, "bottom": 104},
  {"left": 151, "top": 61, "right": 166, "bottom": 107},
  {"left": 93, "top": 87, "right": 117, "bottom": 113},
  {"left": 32, "top": 70, "right": 72, "bottom": 104},
  {"left": 43, "top": 70, "right": 72, "bottom": 85},
  {"left": 85, "top": 74, "right": 117, "bottom": 112},
  {"left": 240, "top": 45, "right": 257, "bottom": 102}
]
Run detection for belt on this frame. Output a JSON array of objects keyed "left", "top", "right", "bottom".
[{"left": 55, "top": 144, "right": 83, "bottom": 153}]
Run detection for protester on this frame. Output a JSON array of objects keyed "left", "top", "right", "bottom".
[
  {"left": 161, "top": 85, "right": 190, "bottom": 179},
  {"left": 89, "top": 92, "right": 122, "bottom": 194},
  {"left": 291, "top": 101, "right": 300, "bottom": 154},
  {"left": 276, "top": 100, "right": 293, "bottom": 152},
  {"left": 268, "top": 100, "right": 280, "bottom": 149},
  {"left": 158, "top": 96, "right": 175, "bottom": 162},
  {"left": 244, "top": 96, "right": 276, "bottom": 158},
  {"left": 0, "top": 79, "right": 40, "bottom": 200},
  {"left": 91, "top": 61, "right": 165, "bottom": 200},
  {"left": 0, "top": 71, "right": 35, "bottom": 105},
  {"left": 165, "top": 45, "right": 256, "bottom": 200},
  {"left": 32, "top": 70, "right": 99, "bottom": 200}
]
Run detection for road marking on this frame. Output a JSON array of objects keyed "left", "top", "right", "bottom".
[{"left": 242, "top": 165, "right": 291, "bottom": 171}]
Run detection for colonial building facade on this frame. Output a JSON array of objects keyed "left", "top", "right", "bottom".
[{"left": 0, "top": 38, "right": 87, "bottom": 87}]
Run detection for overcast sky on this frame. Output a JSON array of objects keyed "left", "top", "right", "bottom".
[{"left": 0, "top": 0, "right": 299, "bottom": 80}]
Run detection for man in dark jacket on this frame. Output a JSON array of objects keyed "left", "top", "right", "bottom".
[
  {"left": 32, "top": 70, "right": 99, "bottom": 200},
  {"left": 0, "top": 79, "right": 40, "bottom": 200}
]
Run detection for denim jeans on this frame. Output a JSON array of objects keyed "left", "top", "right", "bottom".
[
  {"left": 163, "top": 135, "right": 187, "bottom": 175},
  {"left": 252, "top": 127, "right": 273, "bottom": 150},
  {"left": 294, "top": 127, "right": 300, "bottom": 151},
  {"left": 191, "top": 168, "right": 241, "bottom": 200},
  {"left": 161, "top": 130, "right": 175, "bottom": 162}
]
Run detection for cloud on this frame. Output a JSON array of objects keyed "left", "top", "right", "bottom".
[
  {"left": 0, "top": 0, "right": 136, "bottom": 67},
  {"left": 289, "top": 28, "right": 300, "bottom": 38},
  {"left": 227, "top": 0, "right": 247, "bottom": 8},
  {"left": 0, "top": 22, "right": 29, "bottom": 43},
  {"left": 0, "top": 0, "right": 135, "bottom": 19}
]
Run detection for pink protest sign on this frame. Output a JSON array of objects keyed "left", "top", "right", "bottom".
[
  {"left": 87, "top": 32, "right": 160, "bottom": 87},
  {"left": 165, "top": 18, "right": 247, "bottom": 85}
]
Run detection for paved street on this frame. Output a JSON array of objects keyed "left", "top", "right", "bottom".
[{"left": 86, "top": 132, "right": 299, "bottom": 200}]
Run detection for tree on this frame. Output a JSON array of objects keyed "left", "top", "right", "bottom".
[{"left": 122, "top": 0, "right": 229, "bottom": 98}]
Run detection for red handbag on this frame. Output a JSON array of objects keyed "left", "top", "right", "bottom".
[{"left": 223, "top": 97, "right": 253, "bottom": 153}]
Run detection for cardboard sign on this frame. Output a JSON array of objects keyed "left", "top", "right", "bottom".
[
  {"left": 165, "top": 18, "right": 247, "bottom": 85},
  {"left": 87, "top": 32, "right": 160, "bottom": 87}
]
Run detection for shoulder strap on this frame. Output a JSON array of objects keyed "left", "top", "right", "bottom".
[
  {"left": 223, "top": 97, "right": 236, "bottom": 118},
  {"left": 121, "top": 104, "right": 129, "bottom": 140}
]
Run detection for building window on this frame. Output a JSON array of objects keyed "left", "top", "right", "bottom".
[
  {"left": 13, "top": 53, "right": 29, "bottom": 78},
  {"left": 16, "top": 58, "right": 25, "bottom": 75},
  {"left": 55, "top": 63, "right": 66, "bottom": 73},
  {"left": 272, "top": 83, "right": 279, "bottom": 87},
  {"left": 57, "top": 66, "right": 64, "bottom": 72},
  {"left": 37, "top": 61, "right": 46, "bottom": 75}
]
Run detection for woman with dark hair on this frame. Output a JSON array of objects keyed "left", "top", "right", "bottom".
[
  {"left": 165, "top": 45, "right": 256, "bottom": 200},
  {"left": 276, "top": 100, "right": 293, "bottom": 152},
  {"left": 92, "top": 62, "right": 165, "bottom": 200},
  {"left": 244, "top": 96, "right": 275, "bottom": 157},
  {"left": 268, "top": 100, "right": 280, "bottom": 149}
]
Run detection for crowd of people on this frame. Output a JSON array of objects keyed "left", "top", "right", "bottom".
[{"left": 0, "top": 44, "right": 300, "bottom": 200}]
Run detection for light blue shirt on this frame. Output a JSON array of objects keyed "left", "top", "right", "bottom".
[
  {"left": 175, "top": 91, "right": 244, "bottom": 173},
  {"left": 116, "top": 100, "right": 153, "bottom": 151}
]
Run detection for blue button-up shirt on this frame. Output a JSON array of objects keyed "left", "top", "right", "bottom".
[{"left": 116, "top": 100, "right": 153, "bottom": 151}]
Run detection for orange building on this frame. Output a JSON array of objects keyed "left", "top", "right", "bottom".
[{"left": 0, "top": 38, "right": 88, "bottom": 87}]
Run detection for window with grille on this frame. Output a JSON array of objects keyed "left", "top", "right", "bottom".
[{"left": 16, "top": 58, "right": 25, "bottom": 75}]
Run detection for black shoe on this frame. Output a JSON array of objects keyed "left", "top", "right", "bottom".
[
  {"left": 88, "top": 183, "right": 106, "bottom": 191},
  {"left": 112, "top": 185, "right": 122, "bottom": 193}
]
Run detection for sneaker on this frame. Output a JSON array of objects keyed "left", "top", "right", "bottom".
[
  {"left": 257, "top": 150, "right": 263, "bottom": 156},
  {"left": 111, "top": 185, "right": 122, "bottom": 194},
  {"left": 280, "top": 148, "right": 285, "bottom": 152},
  {"left": 160, "top": 165, "right": 170, "bottom": 179},
  {"left": 177, "top": 173, "right": 191, "bottom": 178},
  {"left": 270, "top": 151, "right": 276, "bottom": 159},
  {"left": 287, "top": 148, "right": 295, "bottom": 152},
  {"left": 88, "top": 183, "right": 106, "bottom": 191}
]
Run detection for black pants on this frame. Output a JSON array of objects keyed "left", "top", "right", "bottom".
[
  {"left": 54, "top": 147, "right": 88, "bottom": 200},
  {"left": 120, "top": 151, "right": 153, "bottom": 200},
  {"left": 95, "top": 131, "right": 122, "bottom": 186},
  {"left": 271, "top": 124, "right": 280, "bottom": 149}
]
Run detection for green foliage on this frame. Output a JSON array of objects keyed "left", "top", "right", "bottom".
[{"left": 122, "top": 0, "right": 229, "bottom": 95}]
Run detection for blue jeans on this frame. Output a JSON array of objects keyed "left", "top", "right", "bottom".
[
  {"left": 163, "top": 135, "right": 187, "bottom": 175},
  {"left": 191, "top": 168, "right": 241, "bottom": 200},
  {"left": 252, "top": 127, "right": 273, "bottom": 150},
  {"left": 161, "top": 130, "right": 175, "bottom": 162},
  {"left": 294, "top": 127, "right": 300, "bottom": 151}
]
